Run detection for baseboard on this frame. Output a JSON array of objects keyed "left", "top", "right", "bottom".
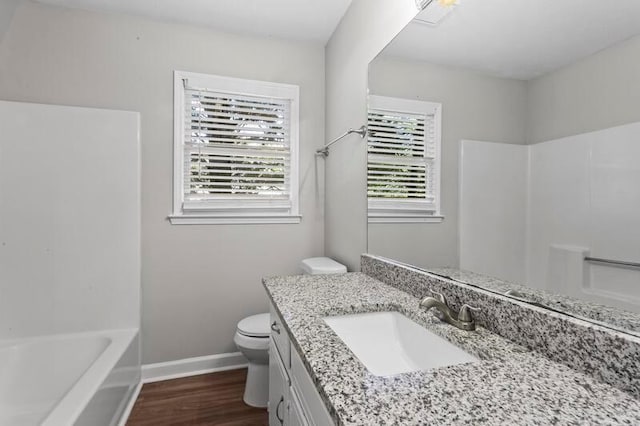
[
  {"left": 116, "top": 381, "right": 143, "bottom": 426},
  {"left": 141, "top": 352, "right": 248, "bottom": 383}
]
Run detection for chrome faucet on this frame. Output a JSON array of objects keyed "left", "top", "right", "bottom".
[{"left": 419, "top": 292, "right": 480, "bottom": 331}]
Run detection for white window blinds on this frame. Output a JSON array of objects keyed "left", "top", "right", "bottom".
[
  {"left": 367, "top": 95, "right": 442, "bottom": 221},
  {"left": 184, "top": 89, "right": 291, "bottom": 202},
  {"left": 172, "top": 72, "right": 300, "bottom": 224}
]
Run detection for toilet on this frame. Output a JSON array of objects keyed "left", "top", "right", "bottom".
[{"left": 233, "top": 257, "right": 347, "bottom": 407}]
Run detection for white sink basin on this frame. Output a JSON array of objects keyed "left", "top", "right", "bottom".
[{"left": 323, "top": 311, "right": 479, "bottom": 376}]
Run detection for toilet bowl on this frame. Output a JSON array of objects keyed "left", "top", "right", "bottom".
[
  {"left": 234, "top": 257, "right": 346, "bottom": 408},
  {"left": 233, "top": 313, "right": 270, "bottom": 407}
]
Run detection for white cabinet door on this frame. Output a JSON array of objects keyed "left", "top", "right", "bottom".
[
  {"left": 290, "top": 346, "right": 334, "bottom": 426},
  {"left": 288, "top": 386, "right": 310, "bottom": 426},
  {"left": 269, "top": 338, "right": 289, "bottom": 426}
]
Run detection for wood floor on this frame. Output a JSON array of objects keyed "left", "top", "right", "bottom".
[{"left": 126, "top": 369, "right": 268, "bottom": 426}]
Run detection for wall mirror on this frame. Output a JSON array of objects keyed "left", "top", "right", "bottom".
[{"left": 367, "top": 0, "right": 640, "bottom": 335}]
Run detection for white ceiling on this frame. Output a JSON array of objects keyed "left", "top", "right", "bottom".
[
  {"left": 383, "top": 0, "right": 640, "bottom": 80},
  {"left": 35, "top": 0, "right": 353, "bottom": 43}
]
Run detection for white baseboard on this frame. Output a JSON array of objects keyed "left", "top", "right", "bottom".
[
  {"left": 141, "top": 352, "right": 248, "bottom": 383},
  {"left": 116, "top": 381, "right": 143, "bottom": 426}
]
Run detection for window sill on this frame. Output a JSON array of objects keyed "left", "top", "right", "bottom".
[
  {"left": 168, "top": 214, "right": 302, "bottom": 225},
  {"left": 368, "top": 215, "right": 445, "bottom": 224}
]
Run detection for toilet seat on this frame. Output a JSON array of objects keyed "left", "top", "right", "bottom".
[
  {"left": 236, "top": 313, "right": 270, "bottom": 338},
  {"left": 234, "top": 331, "right": 269, "bottom": 351}
]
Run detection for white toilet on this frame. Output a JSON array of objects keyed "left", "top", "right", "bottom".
[{"left": 233, "top": 257, "right": 347, "bottom": 408}]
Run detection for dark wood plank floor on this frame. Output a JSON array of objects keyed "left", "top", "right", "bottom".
[{"left": 127, "top": 369, "right": 268, "bottom": 426}]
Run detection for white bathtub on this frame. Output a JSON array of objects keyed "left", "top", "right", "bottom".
[{"left": 0, "top": 329, "right": 140, "bottom": 426}]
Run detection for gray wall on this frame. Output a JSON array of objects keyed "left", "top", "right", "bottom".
[
  {"left": 324, "top": 0, "right": 417, "bottom": 272},
  {"left": 0, "top": 0, "right": 20, "bottom": 43},
  {"left": 526, "top": 34, "right": 640, "bottom": 144},
  {"left": 368, "top": 57, "right": 527, "bottom": 268},
  {"left": 0, "top": 1, "right": 325, "bottom": 363}
]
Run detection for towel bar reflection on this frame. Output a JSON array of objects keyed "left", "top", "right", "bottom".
[
  {"left": 584, "top": 257, "right": 640, "bottom": 269},
  {"left": 316, "top": 125, "right": 368, "bottom": 157}
]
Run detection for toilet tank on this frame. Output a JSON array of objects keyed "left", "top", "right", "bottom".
[{"left": 300, "top": 257, "right": 347, "bottom": 275}]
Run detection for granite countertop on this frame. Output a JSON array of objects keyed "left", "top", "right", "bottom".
[{"left": 263, "top": 272, "right": 640, "bottom": 426}]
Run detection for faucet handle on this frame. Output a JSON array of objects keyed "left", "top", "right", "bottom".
[
  {"left": 430, "top": 290, "right": 447, "bottom": 305},
  {"left": 458, "top": 304, "right": 480, "bottom": 323}
]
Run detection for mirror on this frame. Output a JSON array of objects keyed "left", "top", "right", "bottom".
[{"left": 367, "top": 0, "right": 640, "bottom": 335}]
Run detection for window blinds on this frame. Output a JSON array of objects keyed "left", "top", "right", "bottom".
[
  {"left": 367, "top": 105, "right": 438, "bottom": 211},
  {"left": 183, "top": 87, "right": 292, "bottom": 208}
]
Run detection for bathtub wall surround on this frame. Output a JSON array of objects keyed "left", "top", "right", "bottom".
[
  {"left": 0, "top": 100, "right": 141, "bottom": 340},
  {"left": 0, "top": 100, "right": 141, "bottom": 425},
  {"left": 361, "top": 254, "right": 640, "bottom": 398},
  {"left": 459, "top": 123, "right": 640, "bottom": 315},
  {"left": 0, "top": 101, "right": 141, "bottom": 339}
]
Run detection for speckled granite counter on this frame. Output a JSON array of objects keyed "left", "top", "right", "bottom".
[{"left": 263, "top": 273, "right": 640, "bottom": 426}]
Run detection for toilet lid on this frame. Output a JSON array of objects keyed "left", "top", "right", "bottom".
[
  {"left": 237, "top": 313, "right": 271, "bottom": 338},
  {"left": 300, "top": 257, "right": 347, "bottom": 275}
]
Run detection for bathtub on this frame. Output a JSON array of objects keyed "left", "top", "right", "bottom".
[{"left": 0, "top": 329, "right": 140, "bottom": 426}]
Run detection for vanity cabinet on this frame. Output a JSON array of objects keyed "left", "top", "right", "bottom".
[
  {"left": 288, "top": 386, "right": 310, "bottom": 426},
  {"left": 269, "top": 338, "right": 289, "bottom": 426},
  {"left": 269, "top": 302, "right": 333, "bottom": 426}
]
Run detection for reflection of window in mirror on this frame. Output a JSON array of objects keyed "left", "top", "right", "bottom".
[{"left": 367, "top": 95, "right": 443, "bottom": 223}]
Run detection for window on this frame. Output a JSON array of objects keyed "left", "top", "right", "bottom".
[
  {"left": 367, "top": 95, "right": 443, "bottom": 223},
  {"left": 170, "top": 71, "right": 300, "bottom": 224}
]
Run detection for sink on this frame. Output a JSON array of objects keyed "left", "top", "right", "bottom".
[{"left": 323, "top": 311, "right": 479, "bottom": 376}]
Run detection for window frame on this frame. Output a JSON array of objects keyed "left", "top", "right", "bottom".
[
  {"left": 170, "top": 70, "right": 300, "bottom": 225},
  {"left": 367, "top": 95, "right": 444, "bottom": 224}
]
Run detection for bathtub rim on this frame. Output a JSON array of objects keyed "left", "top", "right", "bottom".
[{"left": 11, "top": 328, "right": 141, "bottom": 426}]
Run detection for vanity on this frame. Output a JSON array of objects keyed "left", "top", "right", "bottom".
[
  {"left": 268, "top": 299, "right": 334, "bottom": 426},
  {"left": 266, "top": 1, "right": 640, "bottom": 422},
  {"left": 263, "top": 256, "right": 640, "bottom": 425}
]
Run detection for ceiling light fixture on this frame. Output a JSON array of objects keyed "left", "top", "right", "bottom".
[
  {"left": 414, "top": 0, "right": 459, "bottom": 25},
  {"left": 415, "top": 0, "right": 459, "bottom": 9}
]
